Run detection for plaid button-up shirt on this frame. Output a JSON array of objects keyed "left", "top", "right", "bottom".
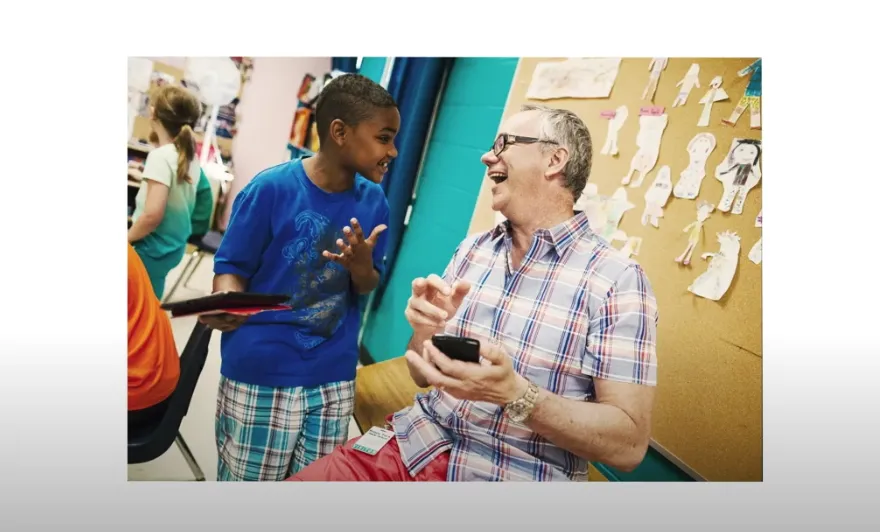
[{"left": 390, "top": 212, "right": 659, "bottom": 481}]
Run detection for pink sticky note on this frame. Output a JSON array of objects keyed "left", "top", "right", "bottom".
[
  {"left": 640, "top": 106, "right": 665, "bottom": 116},
  {"left": 600, "top": 110, "right": 617, "bottom": 119}
]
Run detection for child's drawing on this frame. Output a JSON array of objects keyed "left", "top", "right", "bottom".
[
  {"left": 675, "top": 200, "right": 715, "bottom": 265},
  {"left": 600, "top": 105, "right": 628, "bottom": 156},
  {"left": 722, "top": 58, "right": 761, "bottom": 129},
  {"left": 641, "top": 58, "right": 667, "bottom": 102},
  {"left": 618, "top": 236, "right": 643, "bottom": 259},
  {"left": 715, "top": 138, "right": 762, "bottom": 215},
  {"left": 621, "top": 113, "right": 668, "bottom": 188},
  {"left": 697, "top": 76, "right": 728, "bottom": 127},
  {"left": 688, "top": 230, "right": 741, "bottom": 301},
  {"left": 577, "top": 184, "right": 636, "bottom": 245},
  {"left": 641, "top": 165, "right": 673, "bottom": 228},
  {"left": 526, "top": 58, "right": 622, "bottom": 100},
  {"left": 748, "top": 237, "right": 762, "bottom": 265},
  {"left": 671, "top": 63, "right": 701, "bottom": 107},
  {"left": 673, "top": 132, "right": 717, "bottom": 200}
]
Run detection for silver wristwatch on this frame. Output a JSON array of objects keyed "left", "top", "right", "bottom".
[{"left": 503, "top": 381, "right": 540, "bottom": 423}]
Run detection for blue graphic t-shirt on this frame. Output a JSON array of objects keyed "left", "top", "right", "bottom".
[{"left": 213, "top": 159, "right": 390, "bottom": 388}]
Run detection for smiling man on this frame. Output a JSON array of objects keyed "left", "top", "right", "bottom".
[{"left": 288, "top": 104, "right": 660, "bottom": 482}]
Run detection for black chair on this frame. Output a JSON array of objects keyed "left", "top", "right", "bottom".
[
  {"left": 128, "top": 322, "right": 214, "bottom": 481},
  {"left": 162, "top": 231, "right": 224, "bottom": 304}
]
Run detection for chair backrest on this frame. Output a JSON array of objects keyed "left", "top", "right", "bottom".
[{"left": 128, "top": 322, "right": 213, "bottom": 463}]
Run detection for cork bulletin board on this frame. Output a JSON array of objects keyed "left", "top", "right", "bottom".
[{"left": 469, "top": 57, "right": 762, "bottom": 481}]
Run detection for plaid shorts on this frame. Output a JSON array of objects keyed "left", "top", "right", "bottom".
[{"left": 215, "top": 375, "right": 356, "bottom": 481}]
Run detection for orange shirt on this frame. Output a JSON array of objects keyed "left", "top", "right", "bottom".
[{"left": 128, "top": 244, "right": 180, "bottom": 411}]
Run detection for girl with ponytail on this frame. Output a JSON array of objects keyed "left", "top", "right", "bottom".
[{"left": 128, "top": 85, "right": 203, "bottom": 298}]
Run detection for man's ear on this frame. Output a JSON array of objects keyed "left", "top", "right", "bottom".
[
  {"left": 329, "top": 119, "right": 347, "bottom": 146},
  {"left": 544, "top": 146, "right": 570, "bottom": 181}
]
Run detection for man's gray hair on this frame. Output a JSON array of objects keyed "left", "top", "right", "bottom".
[{"left": 520, "top": 103, "right": 593, "bottom": 202}]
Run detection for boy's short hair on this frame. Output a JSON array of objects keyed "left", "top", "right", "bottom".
[{"left": 315, "top": 73, "right": 397, "bottom": 142}]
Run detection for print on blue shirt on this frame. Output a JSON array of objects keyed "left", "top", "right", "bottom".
[{"left": 276, "top": 210, "right": 351, "bottom": 349}]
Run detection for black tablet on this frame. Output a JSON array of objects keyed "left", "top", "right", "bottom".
[{"left": 161, "top": 291, "right": 290, "bottom": 317}]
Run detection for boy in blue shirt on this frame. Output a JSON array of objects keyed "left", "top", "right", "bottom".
[{"left": 200, "top": 74, "right": 398, "bottom": 481}]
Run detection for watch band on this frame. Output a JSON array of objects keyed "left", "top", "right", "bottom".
[{"left": 503, "top": 380, "right": 540, "bottom": 423}]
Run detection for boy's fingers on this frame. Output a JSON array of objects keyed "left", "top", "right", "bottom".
[
  {"left": 350, "top": 218, "right": 366, "bottom": 241},
  {"left": 367, "top": 224, "right": 388, "bottom": 245},
  {"left": 343, "top": 226, "right": 360, "bottom": 246}
]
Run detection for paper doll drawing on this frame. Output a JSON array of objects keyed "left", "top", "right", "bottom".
[
  {"left": 748, "top": 237, "right": 762, "bottom": 265},
  {"left": 675, "top": 200, "right": 715, "bottom": 265},
  {"left": 621, "top": 113, "right": 668, "bottom": 188},
  {"left": 697, "top": 76, "right": 728, "bottom": 127},
  {"left": 576, "top": 184, "right": 635, "bottom": 244},
  {"left": 618, "top": 236, "right": 642, "bottom": 259},
  {"left": 688, "top": 230, "right": 741, "bottom": 301},
  {"left": 715, "top": 138, "right": 762, "bottom": 215},
  {"left": 642, "top": 58, "right": 667, "bottom": 102},
  {"left": 672, "top": 63, "right": 701, "bottom": 107},
  {"left": 722, "top": 58, "right": 761, "bottom": 130},
  {"left": 600, "top": 105, "right": 628, "bottom": 156},
  {"left": 673, "top": 132, "right": 717, "bottom": 200},
  {"left": 642, "top": 165, "right": 673, "bottom": 228}
]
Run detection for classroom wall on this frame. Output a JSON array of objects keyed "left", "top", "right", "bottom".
[
  {"left": 217, "top": 57, "right": 332, "bottom": 228},
  {"left": 361, "top": 58, "right": 519, "bottom": 362}
]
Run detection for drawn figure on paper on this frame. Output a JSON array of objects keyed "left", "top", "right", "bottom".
[
  {"left": 697, "top": 76, "right": 728, "bottom": 127},
  {"left": 577, "top": 184, "right": 635, "bottom": 245},
  {"left": 755, "top": 209, "right": 762, "bottom": 227},
  {"left": 675, "top": 200, "right": 715, "bottom": 265},
  {"left": 600, "top": 106, "right": 628, "bottom": 156},
  {"left": 673, "top": 132, "right": 717, "bottom": 200},
  {"left": 748, "top": 237, "right": 762, "bottom": 265},
  {"left": 715, "top": 138, "right": 762, "bottom": 215},
  {"left": 688, "top": 230, "right": 741, "bottom": 301},
  {"left": 642, "top": 58, "right": 667, "bottom": 102},
  {"left": 622, "top": 114, "right": 668, "bottom": 188},
  {"left": 618, "top": 236, "right": 642, "bottom": 259},
  {"left": 722, "top": 58, "right": 762, "bottom": 129},
  {"left": 641, "top": 165, "right": 673, "bottom": 228},
  {"left": 672, "top": 63, "right": 701, "bottom": 107}
]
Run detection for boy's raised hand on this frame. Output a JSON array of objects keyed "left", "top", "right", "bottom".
[{"left": 323, "top": 218, "right": 388, "bottom": 274}]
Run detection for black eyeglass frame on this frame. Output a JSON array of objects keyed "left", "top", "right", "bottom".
[{"left": 492, "top": 133, "right": 559, "bottom": 157}]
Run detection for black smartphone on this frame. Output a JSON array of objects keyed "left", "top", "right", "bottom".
[{"left": 431, "top": 334, "right": 481, "bottom": 364}]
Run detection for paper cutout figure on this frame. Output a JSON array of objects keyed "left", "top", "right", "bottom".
[
  {"left": 527, "top": 58, "right": 622, "bottom": 100},
  {"left": 755, "top": 210, "right": 762, "bottom": 227},
  {"left": 600, "top": 106, "right": 628, "bottom": 156},
  {"left": 715, "top": 138, "right": 762, "bottom": 215},
  {"left": 642, "top": 58, "right": 668, "bottom": 102},
  {"left": 622, "top": 114, "right": 668, "bottom": 188},
  {"left": 642, "top": 166, "right": 673, "bottom": 228},
  {"left": 722, "top": 59, "right": 762, "bottom": 129},
  {"left": 675, "top": 200, "right": 715, "bottom": 265},
  {"left": 688, "top": 231, "right": 741, "bottom": 301},
  {"left": 672, "top": 63, "right": 701, "bottom": 107},
  {"left": 697, "top": 76, "right": 728, "bottom": 127},
  {"left": 577, "top": 184, "right": 636, "bottom": 245},
  {"left": 673, "top": 132, "right": 716, "bottom": 200},
  {"left": 618, "top": 236, "right": 643, "bottom": 258},
  {"left": 748, "top": 237, "right": 762, "bottom": 265}
]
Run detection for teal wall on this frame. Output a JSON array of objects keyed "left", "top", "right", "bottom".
[
  {"left": 358, "top": 57, "right": 386, "bottom": 84},
  {"left": 361, "top": 58, "right": 519, "bottom": 362}
]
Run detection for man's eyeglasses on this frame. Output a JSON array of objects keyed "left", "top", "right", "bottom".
[{"left": 492, "top": 133, "right": 558, "bottom": 157}]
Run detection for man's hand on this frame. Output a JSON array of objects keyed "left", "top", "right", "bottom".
[
  {"left": 323, "top": 218, "right": 387, "bottom": 276},
  {"left": 198, "top": 313, "right": 248, "bottom": 332},
  {"left": 405, "top": 339, "right": 528, "bottom": 406},
  {"left": 404, "top": 275, "right": 471, "bottom": 340}
]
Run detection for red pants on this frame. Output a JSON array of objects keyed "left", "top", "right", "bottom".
[{"left": 286, "top": 433, "right": 449, "bottom": 482}]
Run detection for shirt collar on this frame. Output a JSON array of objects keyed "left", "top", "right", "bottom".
[{"left": 490, "top": 211, "right": 593, "bottom": 254}]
